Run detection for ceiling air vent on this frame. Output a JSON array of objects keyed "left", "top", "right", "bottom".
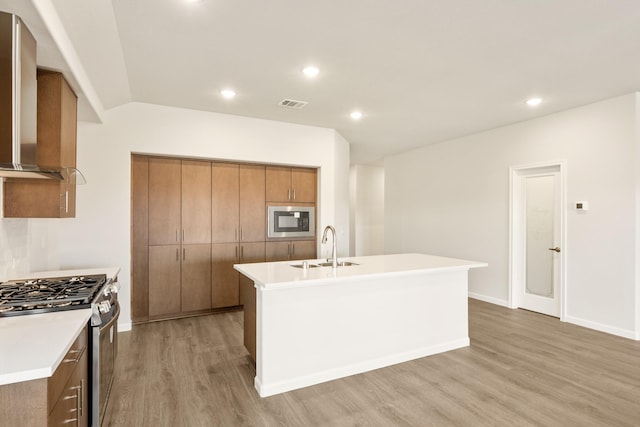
[{"left": 278, "top": 99, "right": 308, "bottom": 109}]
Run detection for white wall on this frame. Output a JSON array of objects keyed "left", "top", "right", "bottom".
[
  {"left": 56, "top": 102, "right": 350, "bottom": 329},
  {"left": 385, "top": 93, "right": 639, "bottom": 339},
  {"left": 349, "top": 165, "right": 384, "bottom": 256}
]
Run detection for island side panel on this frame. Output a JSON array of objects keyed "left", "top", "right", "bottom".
[{"left": 255, "top": 269, "right": 470, "bottom": 397}]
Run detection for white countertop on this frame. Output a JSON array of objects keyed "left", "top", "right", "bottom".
[
  {"left": 234, "top": 253, "right": 487, "bottom": 290},
  {"left": 0, "top": 267, "right": 120, "bottom": 386},
  {"left": 0, "top": 309, "right": 92, "bottom": 385}
]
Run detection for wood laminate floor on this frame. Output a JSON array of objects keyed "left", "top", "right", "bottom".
[{"left": 103, "top": 300, "right": 640, "bottom": 426}]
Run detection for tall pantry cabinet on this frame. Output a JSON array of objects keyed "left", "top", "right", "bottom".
[
  {"left": 211, "top": 163, "right": 266, "bottom": 309},
  {"left": 147, "top": 158, "right": 212, "bottom": 318},
  {"left": 131, "top": 155, "right": 316, "bottom": 324}
]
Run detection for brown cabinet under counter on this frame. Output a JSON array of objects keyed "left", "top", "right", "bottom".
[{"left": 0, "top": 326, "right": 89, "bottom": 427}]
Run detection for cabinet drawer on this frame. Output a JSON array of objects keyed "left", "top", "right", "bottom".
[
  {"left": 48, "top": 349, "right": 88, "bottom": 427},
  {"left": 48, "top": 327, "right": 87, "bottom": 412}
]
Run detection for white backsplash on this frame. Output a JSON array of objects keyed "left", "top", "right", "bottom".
[{"left": 0, "top": 218, "right": 60, "bottom": 282}]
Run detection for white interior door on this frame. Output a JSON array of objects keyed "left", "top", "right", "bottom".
[
  {"left": 511, "top": 165, "right": 564, "bottom": 317},
  {"left": 520, "top": 171, "right": 561, "bottom": 317}
]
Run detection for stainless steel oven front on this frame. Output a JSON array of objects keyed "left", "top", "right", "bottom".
[
  {"left": 90, "top": 278, "right": 120, "bottom": 427},
  {"left": 267, "top": 205, "right": 315, "bottom": 239}
]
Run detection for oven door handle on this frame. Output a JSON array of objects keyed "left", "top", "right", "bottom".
[{"left": 99, "top": 302, "right": 120, "bottom": 332}]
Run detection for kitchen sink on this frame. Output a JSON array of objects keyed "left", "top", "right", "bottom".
[
  {"left": 315, "top": 261, "right": 359, "bottom": 267},
  {"left": 290, "top": 261, "right": 359, "bottom": 269},
  {"left": 290, "top": 262, "right": 319, "bottom": 269}
]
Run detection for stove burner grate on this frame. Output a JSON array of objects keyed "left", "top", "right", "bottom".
[{"left": 0, "top": 274, "right": 107, "bottom": 317}]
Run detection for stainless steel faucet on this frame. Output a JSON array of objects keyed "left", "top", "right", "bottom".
[{"left": 321, "top": 225, "right": 338, "bottom": 268}]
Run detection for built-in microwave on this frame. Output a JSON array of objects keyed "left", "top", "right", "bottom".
[{"left": 267, "top": 206, "right": 315, "bottom": 239}]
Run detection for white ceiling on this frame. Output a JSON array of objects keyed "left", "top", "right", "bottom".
[{"left": 3, "top": 0, "right": 640, "bottom": 164}]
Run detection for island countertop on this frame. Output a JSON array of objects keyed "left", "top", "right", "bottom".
[
  {"left": 234, "top": 253, "right": 487, "bottom": 290},
  {"left": 0, "top": 267, "right": 120, "bottom": 386}
]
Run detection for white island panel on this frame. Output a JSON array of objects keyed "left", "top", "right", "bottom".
[{"left": 235, "top": 253, "right": 487, "bottom": 397}]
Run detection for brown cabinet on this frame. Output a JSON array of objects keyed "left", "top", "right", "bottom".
[
  {"left": 212, "top": 243, "right": 240, "bottom": 308},
  {"left": 146, "top": 157, "right": 212, "bottom": 319},
  {"left": 3, "top": 71, "right": 78, "bottom": 218},
  {"left": 239, "top": 164, "right": 266, "bottom": 241},
  {"left": 148, "top": 245, "right": 181, "bottom": 318},
  {"left": 266, "top": 166, "right": 316, "bottom": 203},
  {"left": 210, "top": 163, "right": 264, "bottom": 308},
  {"left": 266, "top": 240, "right": 316, "bottom": 262},
  {"left": 132, "top": 156, "right": 316, "bottom": 324},
  {"left": 238, "top": 242, "right": 265, "bottom": 362},
  {"left": 0, "top": 327, "right": 88, "bottom": 427},
  {"left": 212, "top": 162, "right": 240, "bottom": 243},
  {"left": 148, "top": 158, "right": 181, "bottom": 246}
]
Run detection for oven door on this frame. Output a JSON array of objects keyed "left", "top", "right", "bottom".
[{"left": 92, "top": 302, "right": 119, "bottom": 427}]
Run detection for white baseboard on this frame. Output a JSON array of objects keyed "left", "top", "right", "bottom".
[
  {"left": 118, "top": 321, "right": 132, "bottom": 332},
  {"left": 564, "top": 315, "right": 638, "bottom": 341},
  {"left": 468, "top": 292, "right": 510, "bottom": 307},
  {"left": 256, "top": 338, "right": 470, "bottom": 397}
]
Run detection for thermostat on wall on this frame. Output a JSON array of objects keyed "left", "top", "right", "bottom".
[{"left": 576, "top": 201, "right": 589, "bottom": 211}]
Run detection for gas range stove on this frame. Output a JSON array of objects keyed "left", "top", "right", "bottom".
[{"left": 0, "top": 274, "right": 108, "bottom": 317}]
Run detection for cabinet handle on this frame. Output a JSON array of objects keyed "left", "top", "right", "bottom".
[
  {"left": 235, "top": 229, "right": 238, "bottom": 242},
  {"left": 182, "top": 229, "right": 185, "bottom": 242},
  {"left": 71, "top": 379, "right": 84, "bottom": 416},
  {"left": 240, "top": 228, "right": 243, "bottom": 241},
  {"left": 235, "top": 246, "right": 238, "bottom": 259},
  {"left": 288, "top": 188, "right": 291, "bottom": 200},
  {"left": 241, "top": 246, "right": 244, "bottom": 260},
  {"left": 292, "top": 188, "right": 296, "bottom": 200},
  {"left": 292, "top": 243, "right": 295, "bottom": 256},
  {"left": 287, "top": 243, "right": 291, "bottom": 256},
  {"left": 183, "top": 247, "right": 186, "bottom": 261},
  {"left": 176, "top": 248, "right": 179, "bottom": 261},
  {"left": 62, "top": 352, "right": 81, "bottom": 363},
  {"left": 61, "top": 418, "right": 78, "bottom": 425},
  {"left": 65, "top": 190, "right": 69, "bottom": 213},
  {"left": 176, "top": 230, "right": 178, "bottom": 243}
]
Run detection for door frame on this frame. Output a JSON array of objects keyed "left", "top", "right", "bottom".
[{"left": 509, "top": 160, "right": 567, "bottom": 320}]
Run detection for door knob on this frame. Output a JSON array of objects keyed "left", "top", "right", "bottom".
[{"left": 548, "top": 247, "right": 561, "bottom": 252}]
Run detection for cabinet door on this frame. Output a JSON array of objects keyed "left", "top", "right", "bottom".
[
  {"left": 58, "top": 74, "right": 78, "bottom": 218},
  {"left": 291, "top": 168, "right": 317, "bottom": 203},
  {"left": 239, "top": 242, "right": 264, "bottom": 362},
  {"left": 239, "top": 165, "right": 265, "bottom": 242},
  {"left": 241, "top": 277, "right": 256, "bottom": 362},
  {"left": 131, "top": 156, "right": 149, "bottom": 322},
  {"left": 265, "top": 241, "right": 291, "bottom": 262},
  {"left": 265, "top": 166, "right": 291, "bottom": 202},
  {"left": 211, "top": 243, "right": 240, "bottom": 308},
  {"left": 181, "top": 244, "right": 212, "bottom": 312},
  {"left": 290, "top": 240, "right": 317, "bottom": 260},
  {"left": 182, "top": 160, "right": 211, "bottom": 244},
  {"left": 212, "top": 163, "right": 239, "bottom": 243},
  {"left": 148, "top": 245, "right": 181, "bottom": 318},
  {"left": 148, "top": 158, "right": 182, "bottom": 246}
]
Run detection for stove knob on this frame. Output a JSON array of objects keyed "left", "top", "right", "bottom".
[
  {"left": 103, "top": 281, "right": 120, "bottom": 296},
  {"left": 97, "top": 300, "right": 112, "bottom": 314}
]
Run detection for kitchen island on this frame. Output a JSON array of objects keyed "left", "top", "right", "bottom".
[{"left": 234, "top": 253, "right": 487, "bottom": 397}]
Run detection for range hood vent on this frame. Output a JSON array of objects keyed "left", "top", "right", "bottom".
[{"left": 0, "top": 12, "right": 79, "bottom": 182}]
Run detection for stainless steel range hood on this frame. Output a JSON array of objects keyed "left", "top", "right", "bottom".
[{"left": 0, "top": 12, "right": 69, "bottom": 181}]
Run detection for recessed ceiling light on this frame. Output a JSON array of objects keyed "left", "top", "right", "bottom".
[
  {"left": 350, "top": 111, "right": 363, "bottom": 120},
  {"left": 302, "top": 66, "right": 320, "bottom": 77},
  {"left": 526, "top": 97, "right": 543, "bottom": 107},
  {"left": 220, "top": 89, "right": 236, "bottom": 99}
]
